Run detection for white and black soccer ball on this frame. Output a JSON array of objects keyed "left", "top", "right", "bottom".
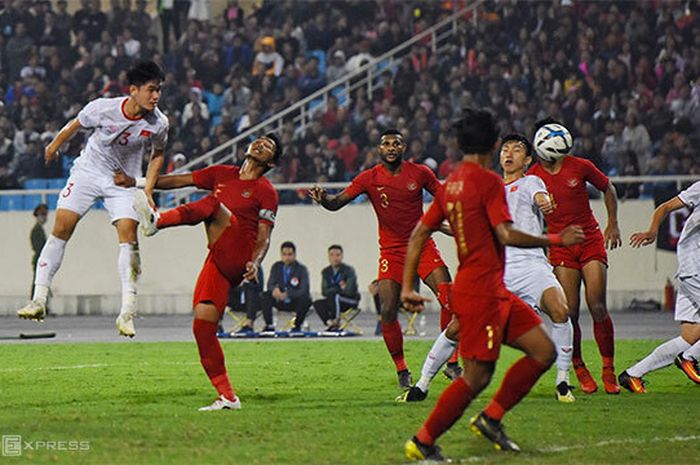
[{"left": 534, "top": 124, "right": 573, "bottom": 161}]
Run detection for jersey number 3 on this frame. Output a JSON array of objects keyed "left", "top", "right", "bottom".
[{"left": 117, "top": 131, "right": 132, "bottom": 146}]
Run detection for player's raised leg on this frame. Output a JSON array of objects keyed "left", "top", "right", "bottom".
[
  {"left": 676, "top": 322, "right": 700, "bottom": 384},
  {"left": 18, "top": 209, "right": 80, "bottom": 321},
  {"left": 581, "top": 260, "right": 619, "bottom": 394},
  {"left": 424, "top": 270, "right": 461, "bottom": 379},
  {"left": 114, "top": 218, "right": 141, "bottom": 337},
  {"left": 378, "top": 279, "right": 411, "bottom": 388},
  {"left": 540, "top": 286, "right": 575, "bottom": 402}
]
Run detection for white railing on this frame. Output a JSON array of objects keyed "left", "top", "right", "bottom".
[{"left": 170, "top": 2, "right": 485, "bottom": 190}]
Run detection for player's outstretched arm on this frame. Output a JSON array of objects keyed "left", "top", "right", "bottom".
[
  {"left": 630, "top": 196, "right": 685, "bottom": 248},
  {"left": 243, "top": 223, "right": 273, "bottom": 282},
  {"left": 44, "top": 118, "right": 82, "bottom": 165},
  {"left": 495, "top": 222, "right": 585, "bottom": 248},
  {"left": 602, "top": 182, "right": 622, "bottom": 250},
  {"left": 143, "top": 148, "right": 165, "bottom": 208},
  {"left": 113, "top": 171, "right": 195, "bottom": 190},
  {"left": 401, "top": 222, "right": 433, "bottom": 313},
  {"left": 308, "top": 185, "right": 354, "bottom": 211}
]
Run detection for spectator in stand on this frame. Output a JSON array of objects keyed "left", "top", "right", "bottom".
[
  {"left": 601, "top": 118, "right": 628, "bottom": 175},
  {"left": 313, "top": 244, "right": 360, "bottom": 332},
  {"left": 623, "top": 110, "right": 652, "bottom": 173},
  {"left": 252, "top": 36, "right": 284, "bottom": 78}
]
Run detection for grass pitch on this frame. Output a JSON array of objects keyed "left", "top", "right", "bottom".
[{"left": 0, "top": 339, "right": 698, "bottom": 465}]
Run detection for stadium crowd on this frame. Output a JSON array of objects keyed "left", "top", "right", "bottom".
[{"left": 1, "top": 0, "right": 700, "bottom": 199}]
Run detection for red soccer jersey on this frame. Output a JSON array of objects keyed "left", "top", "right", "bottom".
[
  {"left": 344, "top": 161, "right": 441, "bottom": 251},
  {"left": 422, "top": 161, "right": 512, "bottom": 297},
  {"left": 192, "top": 165, "right": 279, "bottom": 246},
  {"left": 528, "top": 156, "right": 609, "bottom": 235}
]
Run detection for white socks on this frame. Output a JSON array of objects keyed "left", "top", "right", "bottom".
[
  {"left": 32, "top": 234, "right": 67, "bottom": 305},
  {"left": 416, "top": 330, "right": 457, "bottom": 393},
  {"left": 118, "top": 242, "right": 141, "bottom": 314},
  {"left": 682, "top": 338, "right": 700, "bottom": 360},
  {"left": 551, "top": 320, "right": 573, "bottom": 385},
  {"left": 627, "top": 336, "right": 691, "bottom": 377}
]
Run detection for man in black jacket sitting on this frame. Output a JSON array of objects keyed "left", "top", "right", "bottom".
[
  {"left": 314, "top": 244, "right": 360, "bottom": 331},
  {"left": 261, "top": 241, "right": 312, "bottom": 335}
]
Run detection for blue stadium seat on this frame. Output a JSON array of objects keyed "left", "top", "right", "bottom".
[
  {"left": 24, "top": 194, "right": 43, "bottom": 211},
  {"left": 46, "top": 194, "right": 59, "bottom": 210},
  {"left": 0, "top": 195, "right": 25, "bottom": 211},
  {"left": 48, "top": 179, "right": 68, "bottom": 189},
  {"left": 62, "top": 156, "right": 76, "bottom": 175},
  {"left": 307, "top": 50, "right": 326, "bottom": 75},
  {"left": 331, "top": 86, "right": 348, "bottom": 106},
  {"left": 308, "top": 97, "right": 324, "bottom": 113},
  {"left": 23, "top": 179, "right": 50, "bottom": 190}
]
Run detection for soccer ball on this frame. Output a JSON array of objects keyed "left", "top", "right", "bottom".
[{"left": 534, "top": 124, "right": 573, "bottom": 161}]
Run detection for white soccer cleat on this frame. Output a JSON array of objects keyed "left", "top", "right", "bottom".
[
  {"left": 198, "top": 394, "right": 241, "bottom": 411},
  {"left": 17, "top": 300, "right": 46, "bottom": 322},
  {"left": 133, "top": 190, "right": 159, "bottom": 237},
  {"left": 116, "top": 310, "right": 136, "bottom": 338}
]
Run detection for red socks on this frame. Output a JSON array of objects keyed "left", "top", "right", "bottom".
[
  {"left": 193, "top": 318, "right": 235, "bottom": 400},
  {"left": 593, "top": 315, "right": 615, "bottom": 368},
  {"left": 483, "top": 356, "right": 549, "bottom": 421},
  {"left": 437, "top": 283, "right": 459, "bottom": 365},
  {"left": 381, "top": 320, "right": 407, "bottom": 372},
  {"left": 416, "top": 377, "right": 474, "bottom": 445},
  {"left": 157, "top": 195, "right": 221, "bottom": 229},
  {"left": 572, "top": 317, "right": 583, "bottom": 367}
]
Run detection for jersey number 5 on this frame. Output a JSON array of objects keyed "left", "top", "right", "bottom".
[{"left": 117, "top": 131, "right": 132, "bottom": 146}]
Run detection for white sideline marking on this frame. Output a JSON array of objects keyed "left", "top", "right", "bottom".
[{"left": 0, "top": 361, "right": 201, "bottom": 373}]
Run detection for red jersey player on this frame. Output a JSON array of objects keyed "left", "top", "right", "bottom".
[
  {"left": 308, "top": 129, "right": 457, "bottom": 389},
  {"left": 116, "top": 134, "right": 280, "bottom": 411},
  {"left": 528, "top": 118, "right": 622, "bottom": 395},
  {"left": 401, "top": 109, "right": 584, "bottom": 461}
]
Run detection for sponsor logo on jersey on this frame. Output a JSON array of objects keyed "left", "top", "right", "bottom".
[
  {"left": 407, "top": 182, "right": 418, "bottom": 191},
  {"left": 376, "top": 186, "right": 385, "bottom": 191},
  {"left": 567, "top": 178, "right": 579, "bottom": 187},
  {"left": 242, "top": 190, "right": 252, "bottom": 198},
  {"left": 139, "top": 129, "right": 153, "bottom": 138}
]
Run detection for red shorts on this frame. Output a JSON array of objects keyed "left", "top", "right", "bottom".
[
  {"left": 452, "top": 290, "right": 542, "bottom": 362},
  {"left": 192, "top": 217, "right": 250, "bottom": 313},
  {"left": 548, "top": 229, "right": 607, "bottom": 269},
  {"left": 377, "top": 239, "right": 446, "bottom": 284}
]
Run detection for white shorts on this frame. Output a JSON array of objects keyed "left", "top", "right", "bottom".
[
  {"left": 675, "top": 276, "right": 700, "bottom": 323},
  {"left": 505, "top": 259, "right": 562, "bottom": 311},
  {"left": 56, "top": 166, "right": 138, "bottom": 223}
]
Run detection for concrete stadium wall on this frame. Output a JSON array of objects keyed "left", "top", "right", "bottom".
[{"left": 0, "top": 199, "right": 678, "bottom": 315}]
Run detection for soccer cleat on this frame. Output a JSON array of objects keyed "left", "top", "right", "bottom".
[
  {"left": 198, "top": 394, "right": 241, "bottom": 411},
  {"left": 288, "top": 327, "right": 305, "bottom": 337},
  {"left": 574, "top": 364, "right": 598, "bottom": 394},
  {"left": 234, "top": 326, "right": 255, "bottom": 336},
  {"left": 404, "top": 437, "right": 445, "bottom": 462},
  {"left": 397, "top": 369, "right": 413, "bottom": 389},
  {"left": 396, "top": 386, "right": 428, "bottom": 402},
  {"left": 443, "top": 362, "right": 463, "bottom": 381},
  {"left": 17, "top": 300, "right": 46, "bottom": 322},
  {"left": 602, "top": 367, "right": 621, "bottom": 394},
  {"left": 618, "top": 370, "right": 647, "bottom": 393},
  {"left": 555, "top": 381, "right": 576, "bottom": 403},
  {"left": 259, "top": 325, "right": 276, "bottom": 336},
  {"left": 674, "top": 354, "right": 700, "bottom": 385},
  {"left": 115, "top": 310, "right": 136, "bottom": 338},
  {"left": 134, "top": 190, "right": 159, "bottom": 237},
  {"left": 470, "top": 412, "right": 521, "bottom": 452}
]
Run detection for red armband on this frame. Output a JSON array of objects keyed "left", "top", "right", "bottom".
[{"left": 547, "top": 233, "right": 563, "bottom": 246}]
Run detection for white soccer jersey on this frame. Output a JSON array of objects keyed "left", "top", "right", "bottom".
[
  {"left": 504, "top": 175, "right": 550, "bottom": 265},
  {"left": 73, "top": 97, "right": 169, "bottom": 178},
  {"left": 676, "top": 181, "right": 700, "bottom": 277}
]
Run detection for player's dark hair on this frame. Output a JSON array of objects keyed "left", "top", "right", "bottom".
[
  {"left": 452, "top": 107, "right": 498, "bottom": 154},
  {"left": 328, "top": 244, "right": 343, "bottom": 253},
  {"left": 532, "top": 117, "right": 563, "bottom": 138},
  {"left": 126, "top": 60, "right": 165, "bottom": 86},
  {"left": 264, "top": 132, "right": 283, "bottom": 164},
  {"left": 380, "top": 129, "right": 403, "bottom": 138},
  {"left": 501, "top": 134, "right": 533, "bottom": 157},
  {"left": 281, "top": 241, "right": 296, "bottom": 252}
]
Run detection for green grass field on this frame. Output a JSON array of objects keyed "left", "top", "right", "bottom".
[{"left": 1, "top": 339, "right": 698, "bottom": 465}]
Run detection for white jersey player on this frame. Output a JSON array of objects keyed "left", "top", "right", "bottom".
[
  {"left": 620, "top": 182, "right": 700, "bottom": 392},
  {"left": 398, "top": 134, "right": 576, "bottom": 404},
  {"left": 17, "top": 61, "right": 169, "bottom": 338}
]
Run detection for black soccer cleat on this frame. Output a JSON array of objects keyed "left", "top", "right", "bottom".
[
  {"left": 470, "top": 412, "right": 521, "bottom": 452},
  {"left": 404, "top": 436, "right": 445, "bottom": 462},
  {"left": 397, "top": 369, "right": 413, "bottom": 389},
  {"left": 443, "top": 362, "right": 463, "bottom": 381},
  {"left": 396, "top": 386, "right": 428, "bottom": 402}
]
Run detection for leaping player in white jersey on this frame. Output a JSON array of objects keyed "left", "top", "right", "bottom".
[
  {"left": 619, "top": 181, "right": 700, "bottom": 392},
  {"left": 398, "top": 134, "right": 576, "bottom": 404},
  {"left": 16, "top": 60, "right": 169, "bottom": 338}
]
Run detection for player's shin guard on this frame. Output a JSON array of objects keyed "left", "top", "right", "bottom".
[
  {"left": 193, "top": 318, "right": 236, "bottom": 401},
  {"left": 416, "top": 330, "right": 457, "bottom": 392},
  {"left": 551, "top": 320, "right": 573, "bottom": 384},
  {"left": 157, "top": 196, "right": 221, "bottom": 229},
  {"left": 382, "top": 320, "right": 407, "bottom": 372},
  {"left": 416, "top": 377, "right": 474, "bottom": 446},
  {"left": 33, "top": 234, "right": 67, "bottom": 305},
  {"left": 593, "top": 315, "right": 615, "bottom": 368},
  {"left": 118, "top": 242, "right": 140, "bottom": 312},
  {"left": 483, "top": 357, "right": 549, "bottom": 421},
  {"left": 627, "top": 336, "right": 691, "bottom": 377}
]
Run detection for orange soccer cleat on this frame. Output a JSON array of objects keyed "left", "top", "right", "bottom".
[
  {"left": 574, "top": 364, "right": 598, "bottom": 394},
  {"left": 674, "top": 355, "right": 700, "bottom": 385},
  {"left": 602, "top": 367, "right": 621, "bottom": 394},
  {"left": 618, "top": 370, "right": 647, "bottom": 394}
]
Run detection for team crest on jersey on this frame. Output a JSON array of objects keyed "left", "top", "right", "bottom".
[
  {"left": 567, "top": 178, "right": 579, "bottom": 187},
  {"left": 290, "top": 277, "right": 299, "bottom": 287},
  {"left": 510, "top": 185, "right": 519, "bottom": 193},
  {"left": 139, "top": 129, "right": 153, "bottom": 138},
  {"left": 407, "top": 181, "right": 418, "bottom": 191},
  {"left": 242, "top": 190, "right": 252, "bottom": 198}
]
